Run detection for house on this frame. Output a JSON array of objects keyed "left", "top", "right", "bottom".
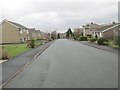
[
  {"left": 92, "top": 23, "right": 120, "bottom": 40},
  {"left": 0, "top": 19, "right": 29, "bottom": 44},
  {"left": 40, "top": 31, "right": 50, "bottom": 40},
  {"left": 51, "top": 31, "right": 57, "bottom": 40},
  {"left": 59, "top": 33, "right": 66, "bottom": 39},
  {"left": 28, "top": 28, "right": 37, "bottom": 40},
  {"left": 0, "top": 22, "right": 2, "bottom": 44},
  {"left": 73, "top": 28, "right": 84, "bottom": 37},
  {"left": 83, "top": 22, "right": 101, "bottom": 36},
  {"left": 36, "top": 30, "right": 41, "bottom": 39}
]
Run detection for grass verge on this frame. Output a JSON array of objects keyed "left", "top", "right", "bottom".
[{"left": 3, "top": 44, "right": 31, "bottom": 58}]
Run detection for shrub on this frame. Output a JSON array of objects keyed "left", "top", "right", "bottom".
[
  {"left": 35, "top": 40, "right": 42, "bottom": 46},
  {"left": 27, "top": 39, "right": 35, "bottom": 48},
  {"left": 90, "top": 38, "right": 96, "bottom": 42},
  {"left": 0, "top": 49, "right": 2, "bottom": 59},
  {"left": 113, "top": 36, "right": 120, "bottom": 46},
  {"left": 95, "top": 34, "right": 98, "bottom": 39},
  {"left": 80, "top": 33, "right": 83, "bottom": 36},
  {"left": 30, "top": 39, "right": 35, "bottom": 48},
  {"left": 87, "top": 34, "right": 92, "bottom": 38},
  {"left": 74, "top": 36, "right": 78, "bottom": 40},
  {"left": 1, "top": 49, "right": 10, "bottom": 60},
  {"left": 79, "top": 36, "right": 88, "bottom": 41},
  {"left": 97, "top": 38, "right": 108, "bottom": 45}
]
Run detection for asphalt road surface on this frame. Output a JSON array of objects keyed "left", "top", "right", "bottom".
[
  {"left": 2, "top": 41, "right": 53, "bottom": 84},
  {"left": 4, "top": 39, "right": 118, "bottom": 88}
]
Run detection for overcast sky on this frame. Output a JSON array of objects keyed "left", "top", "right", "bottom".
[{"left": 0, "top": 0, "right": 119, "bottom": 33}]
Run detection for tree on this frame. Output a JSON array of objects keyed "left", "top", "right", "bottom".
[
  {"left": 57, "top": 33, "right": 60, "bottom": 39},
  {"left": 51, "top": 31, "right": 57, "bottom": 40},
  {"left": 66, "top": 28, "right": 73, "bottom": 39},
  {"left": 95, "top": 34, "right": 98, "bottom": 39}
]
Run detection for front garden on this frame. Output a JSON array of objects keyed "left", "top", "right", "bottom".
[
  {"left": 73, "top": 34, "right": 120, "bottom": 49},
  {"left": 0, "top": 40, "right": 43, "bottom": 60}
]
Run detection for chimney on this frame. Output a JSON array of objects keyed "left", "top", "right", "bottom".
[
  {"left": 91, "top": 22, "right": 93, "bottom": 25},
  {"left": 112, "top": 21, "right": 116, "bottom": 25}
]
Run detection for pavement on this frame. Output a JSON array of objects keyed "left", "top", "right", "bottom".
[
  {"left": 2, "top": 41, "right": 54, "bottom": 86},
  {"left": 3, "top": 39, "right": 118, "bottom": 88},
  {"left": 78, "top": 41, "right": 118, "bottom": 55},
  {"left": 0, "top": 60, "right": 7, "bottom": 64}
]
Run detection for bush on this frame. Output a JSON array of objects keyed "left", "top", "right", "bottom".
[
  {"left": 89, "top": 38, "right": 96, "bottom": 42},
  {"left": 95, "top": 34, "right": 98, "bottom": 39},
  {"left": 74, "top": 36, "right": 78, "bottom": 40},
  {"left": 0, "top": 49, "right": 10, "bottom": 60},
  {"left": 27, "top": 39, "right": 35, "bottom": 48},
  {"left": 79, "top": 36, "right": 88, "bottom": 41},
  {"left": 97, "top": 38, "right": 108, "bottom": 45},
  {"left": 87, "top": 34, "right": 92, "bottom": 38},
  {"left": 113, "top": 36, "right": 120, "bottom": 46},
  {"left": 0, "top": 49, "right": 2, "bottom": 59}
]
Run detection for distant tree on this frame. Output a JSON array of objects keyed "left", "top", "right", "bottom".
[
  {"left": 66, "top": 28, "right": 73, "bottom": 38},
  {"left": 51, "top": 31, "right": 57, "bottom": 40},
  {"left": 57, "top": 33, "right": 60, "bottom": 39},
  {"left": 81, "top": 33, "right": 83, "bottom": 36},
  {"left": 95, "top": 34, "right": 98, "bottom": 39}
]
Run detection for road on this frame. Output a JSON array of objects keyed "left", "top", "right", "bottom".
[
  {"left": 2, "top": 41, "right": 53, "bottom": 84},
  {"left": 4, "top": 39, "right": 118, "bottom": 88}
]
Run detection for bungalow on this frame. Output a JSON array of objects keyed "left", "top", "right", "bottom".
[
  {"left": 92, "top": 23, "right": 120, "bottom": 40},
  {"left": 0, "top": 19, "right": 29, "bottom": 44}
]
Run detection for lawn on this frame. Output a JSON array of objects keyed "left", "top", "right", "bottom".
[{"left": 3, "top": 44, "right": 31, "bottom": 58}]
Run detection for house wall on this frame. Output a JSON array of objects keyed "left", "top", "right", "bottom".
[
  {"left": 36, "top": 32, "right": 41, "bottom": 39},
  {"left": 103, "top": 26, "right": 118, "bottom": 40},
  {"left": 29, "top": 31, "right": 37, "bottom": 40},
  {"left": 20, "top": 29, "right": 29, "bottom": 42},
  {"left": 2, "top": 21, "right": 20, "bottom": 43},
  {"left": 0, "top": 23, "right": 2, "bottom": 44}
]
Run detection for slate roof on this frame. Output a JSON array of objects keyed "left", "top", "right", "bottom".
[
  {"left": 84, "top": 23, "right": 101, "bottom": 29},
  {"left": 28, "top": 28, "right": 36, "bottom": 32},
  {"left": 7, "top": 20, "right": 28, "bottom": 30},
  {"left": 94, "top": 24, "right": 116, "bottom": 32}
]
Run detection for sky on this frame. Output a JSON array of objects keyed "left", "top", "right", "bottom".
[{"left": 0, "top": 0, "right": 119, "bottom": 33}]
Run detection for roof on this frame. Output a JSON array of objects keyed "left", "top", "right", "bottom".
[
  {"left": 29, "top": 28, "right": 36, "bottom": 32},
  {"left": 8, "top": 21, "right": 28, "bottom": 30},
  {"left": 74, "top": 28, "right": 83, "bottom": 32},
  {"left": 102, "top": 24, "right": 120, "bottom": 32},
  {"left": 36, "top": 30, "right": 41, "bottom": 34},
  {"left": 95, "top": 23, "right": 120, "bottom": 32},
  {"left": 2, "top": 19, "right": 28, "bottom": 30},
  {"left": 84, "top": 23, "right": 101, "bottom": 29},
  {"left": 94, "top": 24, "right": 116, "bottom": 32}
]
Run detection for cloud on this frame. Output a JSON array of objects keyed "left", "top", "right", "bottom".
[{"left": 0, "top": 1, "right": 118, "bottom": 32}]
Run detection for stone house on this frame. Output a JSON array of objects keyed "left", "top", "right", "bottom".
[
  {"left": 83, "top": 22, "right": 101, "bottom": 36},
  {"left": 92, "top": 23, "right": 120, "bottom": 40},
  {"left": 36, "top": 30, "right": 41, "bottom": 39},
  {"left": 73, "top": 28, "right": 84, "bottom": 37},
  {"left": 28, "top": 28, "right": 37, "bottom": 40},
  {"left": 0, "top": 19, "right": 29, "bottom": 44}
]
